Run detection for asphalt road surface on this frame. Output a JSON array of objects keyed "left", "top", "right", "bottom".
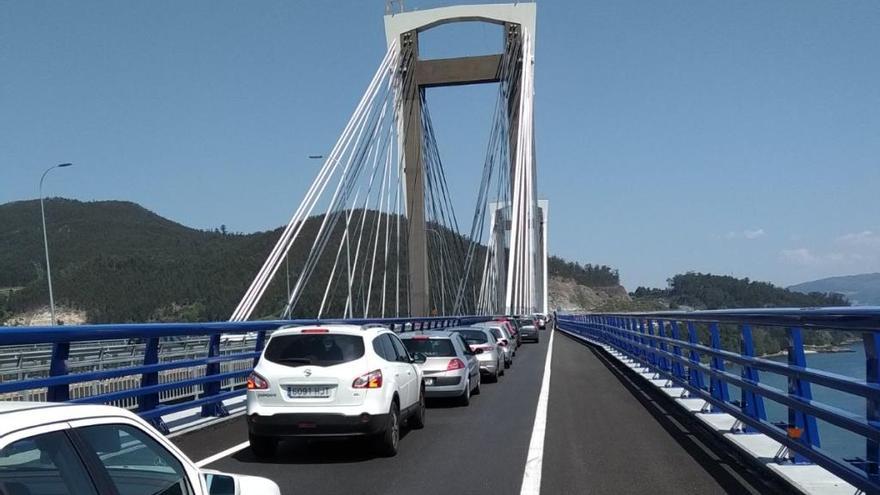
[{"left": 172, "top": 329, "right": 789, "bottom": 495}]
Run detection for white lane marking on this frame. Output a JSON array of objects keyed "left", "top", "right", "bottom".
[
  {"left": 519, "top": 329, "right": 555, "bottom": 495},
  {"left": 195, "top": 441, "right": 250, "bottom": 468}
]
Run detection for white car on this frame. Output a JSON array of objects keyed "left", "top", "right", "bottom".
[
  {"left": 246, "top": 324, "right": 427, "bottom": 458},
  {"left": 0, "top": 401, "right": 279, "bottom": 495}
]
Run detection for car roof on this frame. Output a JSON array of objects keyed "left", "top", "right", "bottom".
[
  {"left": 399, "top": 331, "right": 455, "bottom": 339},
  {"left": 272, "top": 323, "right": 388, "bottom": 338},
  {"left": 0, "top": 402, "right": 141, "bottom": 438}
]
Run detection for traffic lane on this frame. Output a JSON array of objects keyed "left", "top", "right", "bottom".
[
  {"left": 173, "top": 334, "right": 551, "bottom": 495},
  {"left": 541, "top": 331, "right": 785, "bottom": 495}
]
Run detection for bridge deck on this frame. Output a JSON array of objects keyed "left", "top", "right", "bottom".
[{"left": 172, "top": 331, "right": 786, "bottom": 494}]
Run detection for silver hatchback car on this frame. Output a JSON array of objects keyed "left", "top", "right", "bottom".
[
  {"left": 400, "top": 331, "right": 481, "bottom": 405},
  {"left": 474, "top": 321, "right": 514, "bottom": 368},
  {"left": 448, "top": 327, "right": 504, "bottom": 383}
]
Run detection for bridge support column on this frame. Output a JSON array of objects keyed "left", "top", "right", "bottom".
[{"left": 401, "top": 30, "right": 430, "bottom": 317}]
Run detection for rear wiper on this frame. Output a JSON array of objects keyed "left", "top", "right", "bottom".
[{"left": 275, "top": 358, "right": 312, "bottom": 365}]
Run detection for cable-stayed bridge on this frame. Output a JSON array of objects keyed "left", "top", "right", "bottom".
[
  {"left": 230, "top": 2, "right": 546, "bottom": 323},
  {"left": 2, "top": 3, "right": 880, "bottom": 495}
]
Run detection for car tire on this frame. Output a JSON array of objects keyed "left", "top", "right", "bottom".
[
  {"left": 472, "top": 374, "right": 481, "bottom": 395},
  {"left": 499, "top": 360, "right": 505, "bottom": 377},
  {"left": 375, "top": 401, "right": 400, "bottom": 457},
  {"left": 458, "top": 377, "right": 471, "bottom": 406},
  {"left": 504, "top": 358, "right": 511, "bottom": 369},
  {"left": 410, "top": 389, "right": 426, "bottom": 429},
  {"left": 249, "top": 433, "right": 277, "bottom": 459}
]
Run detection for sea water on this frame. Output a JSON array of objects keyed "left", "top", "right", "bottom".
[{"left": 725, "top": 342, "right": 867, "bottom": 462}]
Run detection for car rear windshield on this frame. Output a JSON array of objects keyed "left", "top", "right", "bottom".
[
  {"left": 454, "top": 330, "right": 489, "bottom": 345},
  {"left": 402, "top": 338, "right": 456, "bottom": 357},
  {"left": 264, "top": 334, "right": 365, "bottom": 367}
]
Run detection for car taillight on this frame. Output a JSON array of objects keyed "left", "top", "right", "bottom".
[
  {"left": 353, "top": 369, "right": 383, "bottom": 389},
  {"left": 247, "top": 372, "right": 269, "bottom": 390},
  {"left": 482, "top": 345, "right": 495, "bottom": 352},
  {"left": 301, "top": 328, "right": 329, "bottom": 334},
  {"left": 447, "top": 358, "right": 465, "bottom": 371},
  {"left": 498, "top": 339, "right": 509, "bottom": 347}
]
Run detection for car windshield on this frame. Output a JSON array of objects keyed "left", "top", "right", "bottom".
[
  {"left": 264, "top": 334, "right": 365, "bottom": 367},
  {"left": 517, "top": 319, "right": 533, "bottom": 327},
  {"left": 402, "top": 338, "right": 456, "bottom": 357},
  {"left": 453, "top": 330, "right": 489, "bottom": 345}
]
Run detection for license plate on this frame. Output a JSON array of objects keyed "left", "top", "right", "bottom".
[
  {"left": 287, "top": 386, "right": 332, "bottom": 398},
  {"left": 424, "top": 378, "right": 435, "bottom": 386}
]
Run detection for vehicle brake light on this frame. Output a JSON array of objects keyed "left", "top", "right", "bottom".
[
  {"left": 301, "top": 328, "right": 329, "bottom": 334},
  {"left": 498, "top": 339, "right": 508, "bottom": 347},
  {"left": 447, "top": 358, "right": 465, "bottom": 371},
  {"left": 412, "top": 335, "right": 430, "bottom": 340},
  {"left": 247, "top": 372, "right": 269, "bottom": 390},
  {"left": 353, "top": 369, "right": 383, "bottom": 389}
]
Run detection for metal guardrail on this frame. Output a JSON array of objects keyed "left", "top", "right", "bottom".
[
  {"left": 0, "top": 316, "right": 489, "bottom": 433},
  {"left": 557, "top": 308, "right": 880, "bottom": 494}
]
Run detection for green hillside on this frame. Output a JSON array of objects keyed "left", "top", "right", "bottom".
[{"left": 0, "top": 199, "right": 476, "bottom": 323}]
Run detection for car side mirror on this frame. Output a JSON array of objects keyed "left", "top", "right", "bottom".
[
  {"left": 203, "top": 471, "right": 281, "bottom": 495},
  {"left": 411, "top": 352, "right": 427, "bottom": 364}
]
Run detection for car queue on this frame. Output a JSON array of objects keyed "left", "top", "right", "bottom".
[{"left": 244, "top": 314, "right": 548, "bottom": 458}]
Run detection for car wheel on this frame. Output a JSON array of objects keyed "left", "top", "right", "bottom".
[
  {"left": 410, "top": 389, "right": 426, "bottom": 429},
  {"left": 458, "top": 377, "right": 471, "bottom": 406},
  {"left": 499, "top": 360, "right": 505, "bottom": 376},
  {"left": 375, "top": 401, "right": 400, "bottom": 457},
  {"left": 504, "top": 358, "right": 511, "bottom": 369},
  {"left": 472, "top": 374, "right": 481, "bottom": 395},
  {"left": 249, "top": 433, "right": 277, "bottom": 459}
]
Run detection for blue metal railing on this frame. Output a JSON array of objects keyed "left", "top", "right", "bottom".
[
  {"left": 557, "top": 308, "right": 880, "bottom": 494},
  {"left": 0, "top": 316, "right": 489, "bottom": 432}
]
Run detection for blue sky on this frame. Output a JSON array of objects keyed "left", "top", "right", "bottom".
[{"left": 2, "top": 0, "right": 878, "bottom": 290}]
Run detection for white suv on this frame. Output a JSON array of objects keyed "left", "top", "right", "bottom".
[{"left": 246, "top": 324, "right": 427, "bottom": 457}]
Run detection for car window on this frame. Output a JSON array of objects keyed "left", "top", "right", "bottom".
[
  {"left": 402, "top": 338, "right": 456, "bottom": 357},
  {"left": 264, "top": 334, "right": 365, "bottom": 367},
  {"left": 388, "top": 334, "right": 411, "bottom": 362},
  {"left": 373, "top": 334, "right": 397, "bottom": 362},
  {"left": 76, "top": 424, "right": 192, "bottom": 495},
  {"left": 489, "top": 328, "right": 502, "bottom": 339},
  {"left": 0, "top": 431, "right": 98, "bottom": 495},
  {"left": 453, "top": 329, "right": 489, "bottom": 345},
  {"left": 456, "top": 335, "right": 474, "bottom": 354}
]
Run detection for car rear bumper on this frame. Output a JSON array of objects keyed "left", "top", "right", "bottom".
[{"left": 247, "top": 412, "right": 389, "bottom": 438}]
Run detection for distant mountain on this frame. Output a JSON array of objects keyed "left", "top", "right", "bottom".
[{"left": 789, "top": 273, "right": 880, "bottom": 306}]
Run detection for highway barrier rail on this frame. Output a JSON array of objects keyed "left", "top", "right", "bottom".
[
  {"left": 558, "top": 308, "right": 880, "bottom": 494},
  {"left": 0, "top": 316, "right": 488, "bottom": 433}
]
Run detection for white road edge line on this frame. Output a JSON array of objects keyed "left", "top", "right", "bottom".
[
  {"left": 195, "top": 440, "right": 250, "bottom": 468},
  {"left": 519, "top": 329, "right": 555, "bottom": 495}
]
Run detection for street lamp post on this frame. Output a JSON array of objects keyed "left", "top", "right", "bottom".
[{"left": 39, "top": 163, "right": 73, "bottom": 325}]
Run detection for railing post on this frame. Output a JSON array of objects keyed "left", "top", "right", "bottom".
[
  {"left": 786, "top": 326, "right": 820, "bottom": 463},
  {"left": 201, "top": 332, "right": 229, "bottom": 418},
  {"left": 139, "top": 336, "right": 167, "bottom": 433},
  {"left": 657, "top": 320, "right": 670, "bottom": 373},
  {"left": 646, "top": 319, "right": 657, "bottom": 369},
  {"left": 670, "top": 321, "right": 685, "bottom": 381},
  {"left": 686, "top": 322, "right": 705, "bottom": 391},
  {"left": 865, "top": 331, "right": 880, "bottom": 481},
  {"left": 253, "top": 330, "right": 267, "bottom": 366},
  {"left": 708, "top": 322, "right": 729, "bottom": 405},
  {"left": 739, "top": 324, "right": 766, "bottom": 430},
  {"left": 47, "top": 342, "right": 70, "bottom": 402},
  {"left": 637, "top": 319, "right": 647, "bottom": 364}
]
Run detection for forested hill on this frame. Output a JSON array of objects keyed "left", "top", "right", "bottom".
[
  {"left": 631, "top": 272, "right": 848, "bottom": 310},
  {"left": 627, "top": 273, "right": 852, "bottom": 356},
  {"left": 0, "top": 198, "right": 614, "bottom": 324}
]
